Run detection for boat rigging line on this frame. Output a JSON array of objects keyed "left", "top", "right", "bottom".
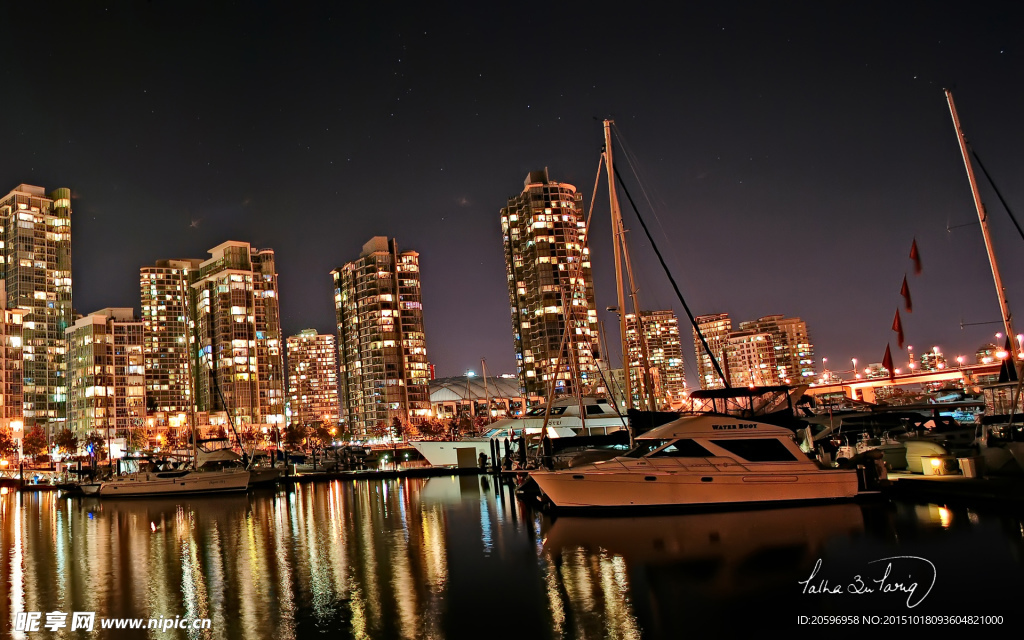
[
  {"left": 971, "top": 149, "right": 1024, "bottom": 245},
  {"left": 612, "top": 163, "right": 730, "bottom": 388},
  {"left": 538, "top": 155, "right": 628, "bottom": 441}
]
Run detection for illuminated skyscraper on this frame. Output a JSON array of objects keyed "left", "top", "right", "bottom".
[
  {"left": 140, "top": 259, "right": 202, "bottom": 418},
  {"left": 0, "top": 184, "right": 72, "bottom": 434},
  {"left": 66, "top": 308, "right": 145, "bottom": 438},
  {"left": 0, "top": 284, "right": 25, "bottom": 444},
  {"left": 332, "top": 237, "right": 430, "bottom": 433},
  {"left": 286, "top": 329, "right": 340, "bottom": 428},
  {"left": 724, "top": 330, "right": 778, "bottom": 387},
  {"left": 737, "top": 315, "right": 816, "bottom": 383},
  {"left": 625, "top": 310, "right": 687, "bottom": 407},
  {"left": 501, "top": 169, "right": 600, "bottom": 399},
  {"left": 191, "top": 242, "right": 285, "bottom": 428},
  {"left": 693, "top": 313, "right": 732, "bottom": 390}
]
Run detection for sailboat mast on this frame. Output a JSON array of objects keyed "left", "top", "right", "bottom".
[
  {"left": 945, "top": 89, "right": 1020, "bottom": 358},
  {"left": 481, "top": 358, "right": 489, "bottom": 423},
  {"left": 620, "top": 229, "right": 658, "bottom": 411},
  {"left": 604, "top": 119, "right": 634, "bottom": 410}
]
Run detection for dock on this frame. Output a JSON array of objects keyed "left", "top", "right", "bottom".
[
  {"left": 886, "top": 471, "right": 1024, "bottom": 504},
  {"left": 278, "top": 465, "right": 483, "bottom": 485}
]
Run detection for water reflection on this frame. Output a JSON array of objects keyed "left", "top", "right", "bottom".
[
  {"left": 541, "top": 504, "right": 863, "bottom": 637},
  {"left": 2, "top": 479, "right": 1024, "bottom": 638}
]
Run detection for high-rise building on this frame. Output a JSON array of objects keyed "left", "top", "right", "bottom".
[
  {"left": 624, "top": 310, "right": 687, "bottom": 408},
  {"left": 737, "top": 315, "right": 816, "bottom": 383},
  {"left": 693, "top": 313, "right": 732, "bottom": 389},
  {"left": 140, "top": 259, "right": 202, "bottom": 419},
  {"left": 500, "top": 169, "right": 600, "bottom": 399},
  {"left": 919, "top": 346, "right": 947, "bottom": 372},
  {"left": 332, "top": 237, "right": 430, "bottom": 433},
  {"left": 0, "top": 184, "right": 72, "bottom": 434},
  {"left": 286, "top": 329, "right": 340, "bottom": 428},
  {"left": 66, "top": 308, "right": 145, "bottom": 438},
  {"left": 725, "top": 330, "right": 778, "bottom": 387},
  {"left": 0, "top": 284, "right": 25, "bottom": 443},
  {"left": 191, "top": 242, "right": 285, "bottom": 428}
]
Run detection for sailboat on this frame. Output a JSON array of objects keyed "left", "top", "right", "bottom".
[
  {"left": 945, "top": 89, "right": 1024, "bottom": 474},
  {"left": 82, "top": 358, "right": 252, "bottom": 498}
]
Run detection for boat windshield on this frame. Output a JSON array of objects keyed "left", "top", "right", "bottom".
[
  {"left": 524, "top": 407, "right": 567, "bottom": 417},
  {"left": 623, "top": 440, "right": 670, "bottom": 458}
]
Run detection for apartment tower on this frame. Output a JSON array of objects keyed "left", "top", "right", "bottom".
[
  {"left": 737, "top": 315, "right": 816, "bottom": 383},
  {"left": 286, "top": 329, "right": 340, "bottom": 428},
  {"left": 693, "top": 313, "right": 732, "bottom": 390},
  {"left": 191, "top": 242, "right": 285, "bottom": 428},
  {"left": 0, "top": 184, "right": 73, "bottom": 434},
  {"left": 625, "top": 310, "right": 687, "bottom": 407},
  {"left": 500, "top": 169, "right": 600, "bottom": 399},
  {"left": 0, "top": 284, "right": 25, "bottom": 442},
  {"left": 724, "top": 330, "right": 778, "bottom": 387},
  {"left": 66, "top": 308, "right": 145, "bottom": 438},
  {"left": 332, "top": 237, "right": 430, "bottom": 433},
  {"left": 140, "top": 259, "right": 203, "bottom": 419}
]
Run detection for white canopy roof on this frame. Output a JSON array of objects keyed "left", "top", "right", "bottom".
[{"left": 429, "top": 375, "right": 525, "bottom": 403}]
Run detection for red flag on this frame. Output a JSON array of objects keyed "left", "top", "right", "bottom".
[
  {"left": 900, "top": 275, "right": 912, "bottom": 312},
  {"left": 882, "top": 343, "right": 895, "bottom": 381},
  {"left": 892, "top": 309, "right": 904, "bottom": 349},
  {"left": 910, "top": 238, "right": 922, "bottom": 275}
]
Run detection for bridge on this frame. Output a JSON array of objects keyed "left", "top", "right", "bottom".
[{"left": 802, "top": 362, "right": 1005, "bottom": 403}]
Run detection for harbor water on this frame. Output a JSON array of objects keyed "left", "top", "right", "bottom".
[{"left": 2, "top": 476, "right": 1022, "bottom": 638}]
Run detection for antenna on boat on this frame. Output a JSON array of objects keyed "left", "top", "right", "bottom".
[{"left": 945, "top": 89, "right": 1021, "bottom": 364}]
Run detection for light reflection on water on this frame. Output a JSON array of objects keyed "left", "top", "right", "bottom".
[{"left": 2, "top": 477, "right": 1024, "bottom": 638}]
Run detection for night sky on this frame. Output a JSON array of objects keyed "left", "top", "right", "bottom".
[{"left": 2, "top": 2, "right": 1022, "bottom": 383}]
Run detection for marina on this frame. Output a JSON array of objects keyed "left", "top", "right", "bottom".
[
  {"left": 2, "top": 475, "right": 1022, "bottom": 638},
  {"left": 1, "top": 4, "right": 1023, "bottom": 636}
]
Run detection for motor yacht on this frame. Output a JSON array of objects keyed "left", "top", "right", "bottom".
[
  {"left": 529, "top": 412, "right": 860, "bottom": 510},
  {"left": 410, "top": 396, "right": 626, "bottom": 467}
]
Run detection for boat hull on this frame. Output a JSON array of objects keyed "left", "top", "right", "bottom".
[
  {"left": 96, "top": 470, "right": 250, "bottom": 497},
  {"left": 79, "top": 483, "right": 101, "bottom": 496},
  {"left": 530, "top": 468, "right": 859, "bottom": 509},
  {"left": 409, "top": 440, "right": 495, "bottom": 467},
  {"left": 248, "top": 467, "right": 282, "bottom": 486}
]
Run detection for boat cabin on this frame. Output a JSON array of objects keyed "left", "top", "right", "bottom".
[
  {"left": 523, "top": 397, "right": 621, "bottom": 418},
  {"left": 685, "top": 385, "right": 810, "bottom": 430},
  {"left": 625, "top": 414, "right": 813, "bottom": 466}
]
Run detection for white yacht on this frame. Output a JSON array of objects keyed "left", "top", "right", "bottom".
[
  {"left": 410, "top": 396, "right": 627, "bottom": 467},
  {"left": 530, "top": 413, "right": 860, "bottom": 509},
  {"left": 82, "top": 461, "right": 249, "bottom": 497},
  {"left": 82, "top": 445, "right": 251, "bottom": 498}
]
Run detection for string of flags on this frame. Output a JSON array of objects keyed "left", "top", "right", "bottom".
[{"left": 884, "top": 239, "right": 921, "bottom": 381}]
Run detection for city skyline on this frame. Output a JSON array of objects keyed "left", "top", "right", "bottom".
[{"left": 0, "top": 4, "right": 1022, "bottom": 386}]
